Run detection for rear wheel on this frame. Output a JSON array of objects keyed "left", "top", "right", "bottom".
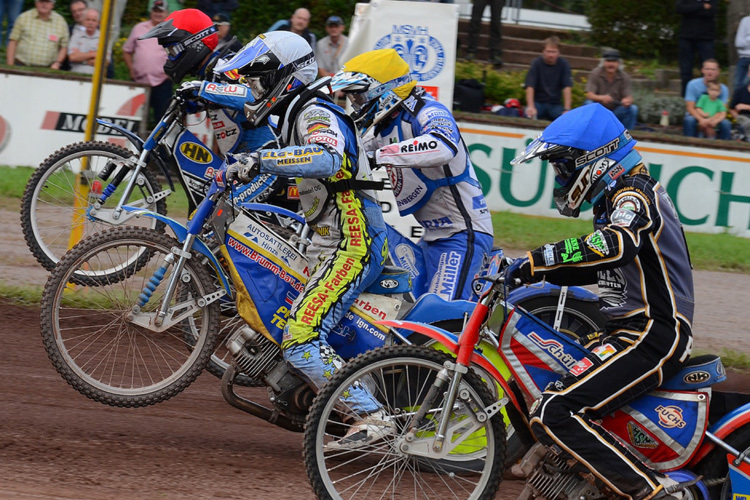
[{"left": 304, "top": 345, "right": 506, "bottom": 500}]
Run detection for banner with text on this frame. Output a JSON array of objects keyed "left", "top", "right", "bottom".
[
  {"left": 343, "top": 0, "right": 458, "bottom": 109},
  {"left": 460, "top": 122, "right": 750, "bottom": 238}
]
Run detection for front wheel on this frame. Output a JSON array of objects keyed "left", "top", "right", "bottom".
[
  {"left": 304, "top": 345, "right": 506, "bottom": 500},
  {"left": 21, "top": 141, "right": 167, "bottom": 272},
  {"left": 40, "top": 226, "right": 220, "bottom": 407}
]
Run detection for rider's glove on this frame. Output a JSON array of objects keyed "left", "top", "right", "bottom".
[
  {"left": 175, "top": 81, "right": 204, "bottom": 113},
  {"left": 502, "top": 256, "right": 534, "bottom": 287},
  {"left": 225, "top": 152, "right": 261, "bottom": 184}
]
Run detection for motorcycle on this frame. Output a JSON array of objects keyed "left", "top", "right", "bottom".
[
  {"left": 302, "top": 273, "right": 750, "bottom": 500},
  {"left": 38, "top": 163, "right": 485, "bottom": 422}
]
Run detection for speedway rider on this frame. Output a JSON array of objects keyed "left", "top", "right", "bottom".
[
  {"left": 330, "top": 49, "right": 494, "bottom": 301},
  {"left": 212, "top": 32, "right": 389, "bottom": 429},
  {"left": 507, "top": 103, "right": 695, "bottom": 500},
  {"left": 140, "top": 9, "right": 276, "bottom": 158}
]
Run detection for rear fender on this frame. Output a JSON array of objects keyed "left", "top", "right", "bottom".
[
  {"left": 690, "top": 401, "right": 750, "bottom": 466},
  {"left": 378, "top": 319, "right": 523, "bottom": 413},
  {"left": 121, "top": 206, "right": 231, "bottom": 294}
]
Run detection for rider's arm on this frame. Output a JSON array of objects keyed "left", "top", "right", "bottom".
[
  {"left": 526, "top": 188, "right": 654, "bottom": 284},
  {"left": 198, "top": 81, "right": 252, "bottom": 111},
  {"left": 374, "top": 103, "right": 459, "bottom": 168},
  {"left": 256, "top": 104, "right": 344, "bottom": 178}
]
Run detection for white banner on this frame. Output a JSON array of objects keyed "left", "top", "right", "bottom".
[
  {"left": 0, "top": 71, "right": 214, "bottom": 167},
  {"left": 343, "top": 0, "right": 458, "bottom": 110},
  {"left": 459, "top": 121, "right": 750, "bottom": 238}
]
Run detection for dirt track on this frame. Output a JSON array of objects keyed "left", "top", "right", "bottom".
[{"left": 2, "top": 203, "right": 750, "bottom": 499}]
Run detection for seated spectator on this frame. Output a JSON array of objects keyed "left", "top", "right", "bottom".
[
  {"left": 315, "top": 15, "right": 347, "bottom": 78},
  {"left": 494, "top": 98, "right": 524, "bottom": 117},
  {"left": 523, "top": 36, "right": 572, "bottom": 121},
  {"left": 730, "top": 66, "right": 750, "bottom": 139},
  {"left": 6, "top": 0, "right": 69, "bottom": 69},
  {"left": 269, "top": 8, "right": 316, "bottom": 48},
  {"left": 68, "top": 7, "right": 107, "bottom": 74},
  {"left": 695, "top": 81, "right": 726, "bottom": 139},
  {"left": 684, "top": 58, "right": 731, "bottom": 140},
  {"left": 584, "top": 49, "right": 638, "bottom": 130}
]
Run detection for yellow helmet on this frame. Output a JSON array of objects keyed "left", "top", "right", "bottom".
[{"left": 330, "top": 49, "right": 416, "bottom": 129}]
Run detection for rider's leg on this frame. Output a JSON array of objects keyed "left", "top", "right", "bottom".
[{"left": 420, "top": 230, "right": 493, "bottom": 300}]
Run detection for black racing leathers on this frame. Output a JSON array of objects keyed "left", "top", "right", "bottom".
[{"left": 525, "top": 166, "right": 695, "bottom": 500}]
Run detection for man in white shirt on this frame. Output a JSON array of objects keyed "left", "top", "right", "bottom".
[{"left": 68, "top": 7, "right": 106, "bottom": 74}]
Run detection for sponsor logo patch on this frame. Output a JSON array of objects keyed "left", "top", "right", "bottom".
[{"left": 627, "top": 422, "right": 659, "bottom": 449}]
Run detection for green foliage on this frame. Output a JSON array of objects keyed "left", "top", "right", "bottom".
[
  {"left": 455, "top": 61, "right": 587, "bottom": 108},
  {"left": 633, "top": 88, "right": 686, "bottom": 126},
  {"left": 586, "top": 1, "right": 679, "bottom": 62}
]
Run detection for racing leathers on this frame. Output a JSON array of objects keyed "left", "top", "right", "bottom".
[
  {"left": 235, "top": 90, "right": 387, "bottom": 413},
  {"left": 523, "top": 165, "right": 694, "bottom": 500},
  {"left": 368, "top": 88, "right": 494, "bottom": 300}
]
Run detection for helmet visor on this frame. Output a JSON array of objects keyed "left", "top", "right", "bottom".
[
  {"left": 163, "top": 42, "right": 183, "bottom": 60},
  {"left": 346, "top": 92, "right": 370, "bottom": 114},
  {"left": 244, "top": 76, "right": 267, "bottom": 101}
]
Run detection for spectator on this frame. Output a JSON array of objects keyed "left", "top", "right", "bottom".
[
  {"left": 86, "top": 0, "right": 128, "bottom": 44},
  {"left": 524, "top": 36, "right": 572, "bottom": 121},
  {"left": 68, "top": 7, "right": 107, "bottom": 74},
  {"left": 68, "top": 0, "right": 86, "bottom": 33},
  {"left": 730, "top": 65, "right": 750, "bottom": 139},
  {"left": 466, "top": 0, "right": 504, "bottom": 68},
  {"left": 694, "top": 81, "right": 727, "bottom": 139},
  {"left": 735, "top": 14, "right": 750, "bottom": 92},
  {"left": 315, "top": 15, "right": 347, "bottom": 78},
  {"left": 584, "top": 49, "right": 638, "bottom": 130},
  {"left": 122, "top": 0, "right": 170, "bottom": 126},
  {"left": 211, "top": 12, "right": 240, "bottom": 53},
  {"left": 149, "top": 0, "right": 183, "bottom": 13},
  {"left": 270, "top": 8, "right": 316, "bottom": 48},
  {"left": 684, "top": 58, "right": 731, "bottom": 140},
  {"left": 676, "top": 0, "right": 717, "bottom": 97},
  {"left": 0, "top": 0, "right": 23, "bottom": 48},
  {"left": 196, "top": 0, "right": 236, "bottom": 21},
  {"left": 6, "top": 0, "right": 69, "bottom": 69}
]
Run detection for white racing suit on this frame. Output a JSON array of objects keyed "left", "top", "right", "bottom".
[
  {"left": 369, "top": 88, "right": 494, "bottom": 300},
  {"left": 248, "top": 90, "right": 387, "bottom": 414}
]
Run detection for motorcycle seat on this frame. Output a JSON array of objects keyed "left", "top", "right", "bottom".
[
  {"left": 659, "top": 354, "right": 727, "bottom": 391},
  {"left": 365, "top": 266, "right": 412, "bottom": 294}
]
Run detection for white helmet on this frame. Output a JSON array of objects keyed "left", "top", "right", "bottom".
[{"left": 214, "top": 31, "right": 318, "bottom": 126}]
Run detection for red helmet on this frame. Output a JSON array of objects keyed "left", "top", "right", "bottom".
[
  {"left": 504, "top": 98, "right": 522, "bottom": 109},
  {"left": 140, "top": 9, "right": 219, "bottom": 82}
]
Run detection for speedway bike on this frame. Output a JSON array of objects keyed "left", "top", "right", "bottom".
[{"left": 303, "top": 273, "right": 750, "bottom": 500}]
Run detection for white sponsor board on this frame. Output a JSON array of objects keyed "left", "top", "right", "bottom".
[
  {"left": 0, "top": 71, "right": 213, "bottom": 167},
  {"left": 459, "top": 121, "right": 750, "bottom": 238},
  {"left": 343, "top": 0, "right": 458, "bottom": 110}
]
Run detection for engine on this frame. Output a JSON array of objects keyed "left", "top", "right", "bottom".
[{"left": 516, "top": 443, "right": 603, "bottom": 500}]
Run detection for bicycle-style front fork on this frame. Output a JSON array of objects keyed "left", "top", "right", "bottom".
[{"left": 127, "top": 233, "right": 225, "bottom": 332}]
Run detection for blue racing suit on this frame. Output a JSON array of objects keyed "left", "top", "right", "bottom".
[{"left": 369, "top": 88, "right": 494, "bottom": 300}]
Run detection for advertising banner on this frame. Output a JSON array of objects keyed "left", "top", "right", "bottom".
[
  {"left": 460, "top": 122, "right": 750, "bottom": 238},
  {"left": 342, "top": 0, "right": 458, "bottom": 109}
]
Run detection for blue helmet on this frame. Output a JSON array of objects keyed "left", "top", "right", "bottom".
[{"left": 511, "top": 103, "right": 642, "bottom": 217}]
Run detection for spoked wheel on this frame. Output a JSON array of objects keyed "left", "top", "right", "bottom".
[
  {"left": 697, "top": 424, "right": 750, "bottom": 500},
  {"left": 517, "top": 295, "right": 605, "bottom": 340},
  {"left": 40, "top": 226, "right": 220, "bottom": 407},
  {"left": 21, "top": 141, "right": 166, "bottom": 272},
  {"left": 304, "top": 345, "right": 506, "bottom": 500}
]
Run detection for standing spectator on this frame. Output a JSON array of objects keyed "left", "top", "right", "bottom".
[
  {"left": 6, "top": 0, "right": 69, "bottom": 68},
  {"left": 122, "top": 0, "right": 170, "bottom": 126},
  {"left": 86, "top": 0, "right": 128, "bottom": 44},
  {"left": 695, "top": 81, "right": 727, "bottom": 139},
  {"left": 149, "top": 0, "right": 183, "bottom": 14},
  {"left": 315, "top": 15, "right": 347, "bottom": 78},
  {"left": 196, "top": 0, "right": 236, "bottom": 21},
  {"left": 0, "top": 0, "right": 24, "bottom": 48},
  {"left": 211, "top": 12, "right": 240, "bottom": 53},
  {"left": 68, "top": 0, "right": 86, "bottom": 33},
  {"left": 584, "top": 49, "right": 638, "bottom": 130},
  {"left": 524, "top": 36, "right": 572, "bottom": 121},
  {"left": 68, "top": 7, "right": 106, "bottom": 74},
  {"left": 684, "top": 58, "right": 731, "bottom": 140},
  {"left": 730, "top": 65, "right": 750, "bottom": 139},
  {"left": 270, "top": 8, "right": 316, "bottom": 48},
  {"left": 676, "top": 0, "right": 717, "bottom": 97},
  {"left": 466, "top": 0, "right": 504, "bottom": 68},
  {"left": 735, "top": 14, "right": 750, "bottom": 92}
]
